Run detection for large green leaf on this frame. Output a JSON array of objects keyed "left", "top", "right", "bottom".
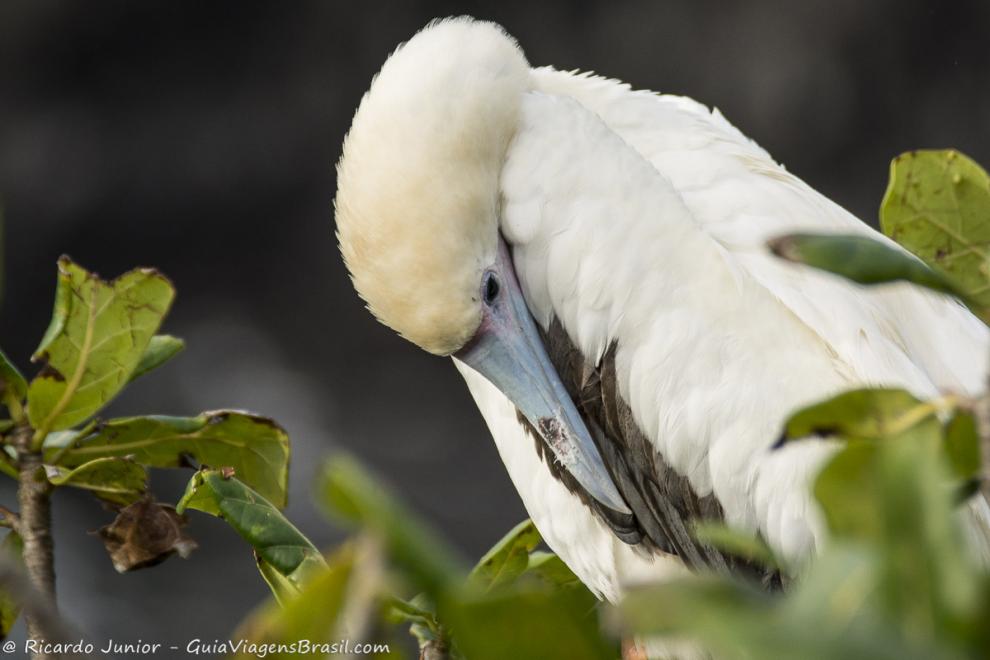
[
  {"left": 44, "top": 456, "right": 147, "bottom": 505},
  {"left": 0, "top": 531, "right": 22, "bottom": 639},
  {"left": 778, "top": 388, "right": 938, "bottom": 444},
  {"left": 469, "top": 519, "right": 541, "bottom": 591},
  {"left": 768, "top": 233, "right": 962, "bottom": 298},
  {"left": 27, "top": 257, "right": 175, "bottom": 435},
  {"left": 617, "top": 553, "right": 940, "bottom": 660},
  {"left": 177, "top": 470, "right": 324, "bottom": 588},
  {"left": 48, "top": 411, "right": 289, "bottom": 507},
  {"left": 881, "top": 149, "right": 990, "bottom": 322},
  {"left": 813, "top": 416, "right": 978, "bottom": 637},
  {"left": 318, "top": 454, "right": 465, "bottom": 597},
  {"left": 450, "top": 585, "right": 616, "bottom": 660},
  {"left": 128, "top": 334, "right": 184, "bottom": 383}
]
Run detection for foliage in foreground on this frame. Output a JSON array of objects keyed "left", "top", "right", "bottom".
[
  {"left": 0, "top": 256, "right": 290, "bottom": 640},
  {"left": 643, "top": 149, "right": 990, "bottom": 659},
  {"left": 174, "top": 149, "right": 990, "bottom": 660},
  {"left": 3, "top": 148, "right": 990, "bottom": 659}
]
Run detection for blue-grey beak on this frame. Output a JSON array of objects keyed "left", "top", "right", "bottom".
[{"left": 455, "top": 237, "right": 630, "bottom": 515}]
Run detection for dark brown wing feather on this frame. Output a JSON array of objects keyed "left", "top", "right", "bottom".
[{"left": 521, "top": 318, "right": 781, "bottom": 587}]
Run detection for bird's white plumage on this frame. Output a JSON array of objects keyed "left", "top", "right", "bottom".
[
  {"left": 468, "top": 28, "right": 989, "bottom": 591},
  {"left": 336, "top": 18, "right": 990, "bottom": 603},
  {"left": 455, "top": 358, "right": 690, "bottom": 601}
]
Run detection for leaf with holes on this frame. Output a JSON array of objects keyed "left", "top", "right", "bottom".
[
  {"left": 97, "top": 497, "right": 197, "bottom": 573},
  {"left": 177, "top": 469, "right": 325, "bottom": 590},
  {"left": 27, "top": 257, "right": 174, "bottom": 434},
  {"left": 881, "top": 149, "right": 990, "bottom": 323},
  {"left": 47, "top": 411, "right": 289, "bottom": 507},
  {"left": 44, "top": 456, "right": 147, "bottom": 505}
]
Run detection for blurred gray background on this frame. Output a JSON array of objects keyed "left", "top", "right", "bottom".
[{"left": 0, "top": 0, "right": 987, "bottom": 652}]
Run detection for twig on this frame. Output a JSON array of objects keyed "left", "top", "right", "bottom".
[
  {"left": 0, "top": 504, "right": 20, "bottom": 533},
  {"left": 13, "top": 423, "right": 57, "bottom": 659},
  {"left": 419, "top": 640, "right": 451, "bottom": 660}
]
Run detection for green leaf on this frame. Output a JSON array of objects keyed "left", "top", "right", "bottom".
[
  {"left": 813, "top": 440, "right": 882, "bottom": 538},
  {"left": 469, "top": 519, "right": 541, "bottom": 591},
  {"left": 177, "top": 469, "right": 325, "bottom": 588},
  {"left": 449, "top": 585, "right": 616, "bottom": 660},
  {"left": 255, "top": 554, "right": 300, "bottom": 607},
  {"left": 48, "top": 411, "right": 289, "bottom": 507},
  {"left": 616, "top": 558, "right": 939, "bottom": 660},
  {"left": 523, "top": 552, "right": 584, "bottom": 589},
  {"left": 0, "top": 346, "right": 27, "bottom": 408},
  {"left": 387, "top": 594, "right": 446, "bottom": 648},
  {"left": 317, "top": 454, "right": 465, "bottom": 597},
  {"left": 814, "top": 416, "right": 978, "bottom": 635},
  {"left": 768, "top": 233, "right": 963, "bottom": 298},
  {"left": 944, "top": 412, "right": 980, "bottom": 482},
  {"left": 779, "top": 388, "right": 938, "bottom": 444},
  {"left": 128, "top": 335, "right": 184, "bottom": 383},
  {"left": 617, "top": 576, "right": 775, "bottom": 645},
  {"left": 0, "top": 531, "right": 23, "bottom": 639},
  {"left": 693, "top": 521, "right": 782, "bottom": 571},
  {"left": 232, "top": 541, "right": 378, "bottom": 660},
  {"left": 44, "top": 456, "right": 147, "bottom": 505},
  {"left": 881, "top": 149, "right": 990, "bottom": 322},
  {"left": 0, "top": 447, "right": 15, "bottom": 480},
  {"left": 27, "top": 257, "right": 175, "bottom": 435}
]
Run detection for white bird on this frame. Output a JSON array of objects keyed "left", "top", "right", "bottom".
[{"left": 334, "top": 17, "right": 990, "bottom": 602}]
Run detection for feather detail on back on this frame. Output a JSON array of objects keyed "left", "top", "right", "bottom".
[
  {"left": 529, "top": 66, "right": 990, "bottom": 396},
  {"left": 499, "top": 68, "right": 990, "bottom": 564}
]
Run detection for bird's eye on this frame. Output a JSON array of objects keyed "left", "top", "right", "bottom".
[{"left": 484, "top": 272, "right": 500, "bottom": 305}]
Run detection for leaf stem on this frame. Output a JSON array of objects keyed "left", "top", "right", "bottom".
[
  {"left": 13, "top": 423, "right": 57, "bottom": 659},
  {"left": 1, "top": 390, "right": 26, "bottom": 426}
]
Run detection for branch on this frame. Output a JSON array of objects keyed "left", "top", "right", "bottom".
[{"left": 13, "top": 424, "right": 57, "bottom": 659}]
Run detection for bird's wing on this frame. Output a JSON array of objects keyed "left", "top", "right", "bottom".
[
  {"left": 533, "top": 316, "right": 782, "bottom": 585},
  {"left": 501, "top": 68, "right": 990, "bottom": 568},
  {"left": 530, "top": 66, "right": 990, "bottom": 398}
]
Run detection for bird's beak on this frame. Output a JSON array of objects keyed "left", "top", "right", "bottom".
[{"left": 455, "top": 237, "right": 630, "bottom": 515}]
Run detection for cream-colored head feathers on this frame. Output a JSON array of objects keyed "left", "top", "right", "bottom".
[{"left": 335, "top": 18, "right": 529, "bottom": 355}]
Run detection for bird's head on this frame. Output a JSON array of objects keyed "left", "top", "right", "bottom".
[
  {"left": 335, "top": 17, "right": 527, "bottom": 356},
  {"left": 334, "top": 18, "right": 629, "bottom": 515}
]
